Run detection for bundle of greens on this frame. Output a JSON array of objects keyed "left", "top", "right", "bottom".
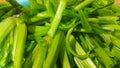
[{"left": 0, "top": 0, "right": 120, "bottom": 68}]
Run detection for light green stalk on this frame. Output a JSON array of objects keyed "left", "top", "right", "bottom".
[
  {"left": 48, "top": 0, "right": 67, "bottom": 37},
  {"left": 14, "top": 20, "right": 27, "bottom": 68},
  {"left": 0, "top": 17, "right": 16, "bottom": 45}
]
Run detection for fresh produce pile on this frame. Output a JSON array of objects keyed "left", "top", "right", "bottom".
[{"left": 0, "top": 0, "right": 120, "bottom": 68}]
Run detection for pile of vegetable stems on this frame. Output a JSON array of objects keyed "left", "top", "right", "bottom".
[{"left": 0, "top": 0, "right": 120, "bottom": 68}]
